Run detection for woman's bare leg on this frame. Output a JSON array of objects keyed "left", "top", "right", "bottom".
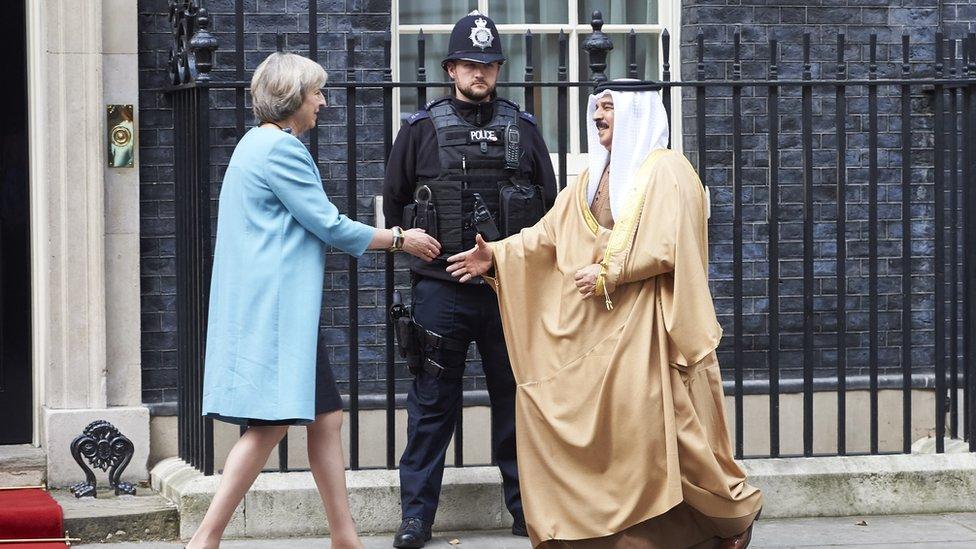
[
  {"left": 186, "top": 424, "right": 289, "bottom": 549},
  {"left": 307, "top": 410, "right": 363, "bottom": 549}
]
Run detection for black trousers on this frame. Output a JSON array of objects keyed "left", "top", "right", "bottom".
[{"left": 399, "top": 276, "right": 523, "bottom": 524}]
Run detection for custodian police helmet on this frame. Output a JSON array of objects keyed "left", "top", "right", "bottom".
[{"left": 441, "top": 11, "right": 506, "bottom": 69}]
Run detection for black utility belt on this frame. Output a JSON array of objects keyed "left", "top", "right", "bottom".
[{"left": 402, "top": 180, "right": 545, "bottom": 244}]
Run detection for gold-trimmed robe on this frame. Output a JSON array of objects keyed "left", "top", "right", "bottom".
[{"left": 486, "top": 149, "right": 763, "bottom": 548}]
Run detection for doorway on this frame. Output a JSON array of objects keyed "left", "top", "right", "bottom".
[{"left": 0, "top": 0, "right": 32, "bottom": 445}]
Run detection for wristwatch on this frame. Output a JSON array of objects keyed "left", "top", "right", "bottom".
[{"left": 390, "top": 226, "right": 404, "bottom": 252}]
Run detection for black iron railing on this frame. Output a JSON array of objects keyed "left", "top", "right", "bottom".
[
  {"left": 169, "top": 1, "right": 215, "bottom": 474},
  {"left": 164, "top": 0, "right": 976, "bottom": 475}
]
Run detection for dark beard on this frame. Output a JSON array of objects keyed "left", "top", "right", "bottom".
[{"left": 456, "top": 81, "right": 494, "bottom": 102}]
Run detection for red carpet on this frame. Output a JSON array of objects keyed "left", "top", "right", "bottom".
[
  {"left": 0, "top": 488, "right": 64, "bottom": 546},
  {"left": 0, "top": 541, "right": 67, "bottom": 549}
]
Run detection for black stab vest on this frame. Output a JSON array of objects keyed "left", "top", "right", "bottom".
[{"left": 418, "top": 97, "right": 523, "bottom": 254}]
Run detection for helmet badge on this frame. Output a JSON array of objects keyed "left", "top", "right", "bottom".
[{"left": 469, "top": 17, "right": 494, "bottom": 50}]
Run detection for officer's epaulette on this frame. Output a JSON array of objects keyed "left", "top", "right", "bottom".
[
  {"left": 425, "top": 97, "right": 451, "bottom": 110},
  {"left": 493, "top": 97, "right": 535, "bottom": 125},
  {"left": 406, "top": 110, "right": 430, "bottom": 125},
  {"left": 495, "top": 97, "right": 520, "bottom": 110},
  {"left": 518, "top": 111, "right": 537, "bottom": 126}
]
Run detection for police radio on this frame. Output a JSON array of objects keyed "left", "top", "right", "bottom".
[
  {"left": 470, "top": 193, "right": 502, "bottom": 241},
  {"left": 504, "top": 123, "right": 520, "bottom": 171}
]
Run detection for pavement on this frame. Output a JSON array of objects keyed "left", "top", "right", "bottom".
[{"left": 74, "top": 512, "right": 976, "bottom": 548}]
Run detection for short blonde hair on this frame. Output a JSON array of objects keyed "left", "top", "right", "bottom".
[{"left": 250, "top": 52, "right": 327, "bottom": 124}]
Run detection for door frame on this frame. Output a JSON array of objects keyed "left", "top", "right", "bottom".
[{"left": 25, "top": 0, "right": 45, "bottom": 447}]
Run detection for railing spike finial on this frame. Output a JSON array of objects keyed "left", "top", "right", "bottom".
[
  {"left": 417, "top": 29, "right": 427, "bottom": 107},
  {"left": 901, "top": 34, "right": 909, "bottom": 77},
  {"left": 524, "top": 30, "right": 535, "bottom": 112},
  {"left": 582, "top": 10, "right": 613, "bottom": 83},
  {"left": 383, "top": 30, "right": 392, "bottom": 81},
  {"left": 869, "top": 33, "right": 878, "bottom": 74},
  {"left": 627, "top": 29, "right": 638, "bottom": 79},
  {"left": 969, "top": 32, "right": 976, "bottom": 77},
  {"left": 276, "top": 30, "right": 284, "bottom": 52},
  {"left": 662, "top": 27, "right": 671, "bottom": 82},
  {"left": 803, "top": 32, "right": 811, "bottom": 78},
  {"left": 948, "top": 38, "right": 957, "bottom": 77},
  {"left": 189, "top": 5, "right": 218, "bottom": 82},
  {"left": 697, "top": 29, "right": 705, "bottom": 81},
  {"left": 733, "top": 28, "right": 741, "bottom": 80},
  {"left": 417, "top": 29, "right": 426, "bottom": 80},
  {"left": 835, "top": 33, "right": 845, "bottom": 74},
  {"left": 346, "top": 34, "right": 356, "bottom": 82},
  {"left": 558, "top": 29, "right": 568, "bottom": 81}
]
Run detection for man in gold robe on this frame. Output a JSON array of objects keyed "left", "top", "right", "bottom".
[{"left": 447, "top": 80, "right": 763, "bottom": 548}]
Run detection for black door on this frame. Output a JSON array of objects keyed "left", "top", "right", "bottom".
[{"left": 0, "top": 0, "right": 32, "bottom": 445}]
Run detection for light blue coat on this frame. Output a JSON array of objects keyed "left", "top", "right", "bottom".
[{"left": 202, "top": 127, "right": 374, "bottom": 422}]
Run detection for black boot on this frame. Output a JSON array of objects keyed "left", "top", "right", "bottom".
[
  {"left": 512, "top": 514, "right": 528, "bottom": 537},
  {"left": 393, "top": 517, "right": 432, "bottom": 548}
]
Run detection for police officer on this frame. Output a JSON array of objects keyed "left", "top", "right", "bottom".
[{"left": 383, "top": 10, "right": 557, "bottom": 549}]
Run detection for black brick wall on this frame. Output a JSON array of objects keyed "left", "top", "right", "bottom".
[
  {"left": 139, "top": 0, "right": 966, "bottom": 407},
  {"left": 140, "top": 0, "right": 178, "bottom": 405},
  {"left": 680, "top": 1, "right": 967, "bottom": 382}
]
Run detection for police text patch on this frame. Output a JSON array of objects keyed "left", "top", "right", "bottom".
[{"left": 469, "top": 129, "right": 499, "bottom": 143}]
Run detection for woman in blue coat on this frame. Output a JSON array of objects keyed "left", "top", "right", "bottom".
[{"left": 188, "top": 52, "right": 440, "bottom": 549}]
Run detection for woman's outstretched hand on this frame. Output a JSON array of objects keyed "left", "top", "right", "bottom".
[
  {"left": 401, "top": 228, "right": 441, "bottom": 262},
  {"left": 446, "top": 233, "right": 493, "bottom": 283}
]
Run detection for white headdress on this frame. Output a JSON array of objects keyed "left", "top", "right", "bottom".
[{"left": 585, "top": 81, "right": 670, "bottom": 221}]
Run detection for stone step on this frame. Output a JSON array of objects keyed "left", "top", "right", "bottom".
[
  {"left": 153, "top": 453, "right": 976, "bottom": 541},
  {"left": 0, "top": 444, "right": 46, "bottom": 487},
  {"left": 151, "top": 458, "right": 509, "bottom": 540},
  {"left": 55, "top": 488, "right": 180, "bottom": 543}
]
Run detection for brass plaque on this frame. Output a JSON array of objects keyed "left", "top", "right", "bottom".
[{"left": 107, "top": 104, "right": 135, "bottom": 168}]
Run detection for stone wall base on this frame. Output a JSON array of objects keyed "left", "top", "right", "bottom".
[
  {"left": 45, "top": 406, "right": 150, "bottom": 487},
  {"left": 152, "top": 453, "right": 976, "bottom": 540}
]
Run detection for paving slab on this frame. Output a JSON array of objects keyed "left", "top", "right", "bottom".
[
  {"left": 72, "top": 513, "right": 976, "bottom": 548},
  {"left": 75, "top": 532, "right": 525, "bottom": 548},
  {"left": 750, "top": 513, "right": 976, "bottom": 547}
]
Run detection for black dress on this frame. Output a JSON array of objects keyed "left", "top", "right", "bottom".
[{"left": 206, "top": 353, "right": 343, "bottom": 426}]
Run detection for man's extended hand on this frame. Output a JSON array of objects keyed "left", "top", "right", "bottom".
[
  {"left": 446, "top": 234, "right": 493, "bottom": 283},
  {"left": 574, "top": 263, "right": 603, "bottom": 298}
]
